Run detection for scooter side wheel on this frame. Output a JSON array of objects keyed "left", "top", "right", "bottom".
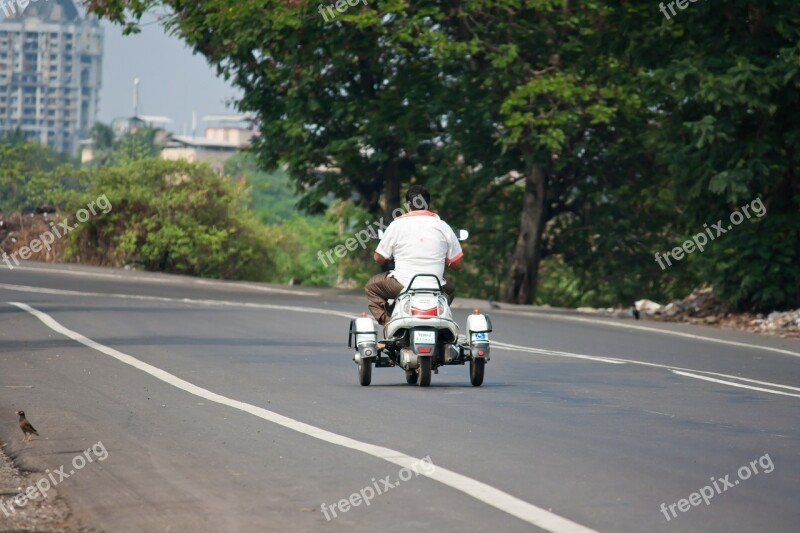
[
  {"left": 358, "top": 358, "right": 372, "bottom": 386},
  {"left": 470, "top": 358, "right": 485, "bottom": 387},
  {"left": 405, "top": 369, "right": 417, "bottom": 385}
]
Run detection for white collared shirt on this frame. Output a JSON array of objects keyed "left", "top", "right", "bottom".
[{"left": 375, "top": 210, "right": 463, "bottom": 287}]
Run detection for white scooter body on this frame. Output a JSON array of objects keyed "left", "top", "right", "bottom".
[{"left": 349, "top": 273, "right": 493, "bottom": 387}]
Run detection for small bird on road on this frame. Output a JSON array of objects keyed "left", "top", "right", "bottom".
[{"left": 16, "top": 411, "right": 39, "bottom": 442}]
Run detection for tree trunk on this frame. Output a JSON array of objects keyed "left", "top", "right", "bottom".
[
  {"left": 379, "top": 158, "right": 401, "bottom": 272},
  {"left": 502, "top": 163, "right": 547, "bottom": 305},
  {"left": 384, "top": 158, "right": 401, "bottom": 218}
]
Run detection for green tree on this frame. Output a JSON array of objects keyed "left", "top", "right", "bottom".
[
  {"left": 616, "top": 0, "right": 800, "bottom": 310},
  {"left": 0, "top": 133, "right": 74, "bottom": 211}
]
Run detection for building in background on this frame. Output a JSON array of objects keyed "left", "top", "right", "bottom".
[
  {"left": 0, "top": 0, "right": 103, "bottom": 153},
  {"left": 161, "top": 114, "right": 256, "bottom": 171}
]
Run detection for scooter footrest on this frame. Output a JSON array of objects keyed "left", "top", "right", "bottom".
[{"left": 375, "top": 357, "right": 395, "bottom": 368}]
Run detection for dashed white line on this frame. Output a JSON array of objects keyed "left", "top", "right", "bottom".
[
  {"left": 492, "top": 341, "right": 626, "bottom": 364},
  {"left": 509, "top": 312, "right": 800, "bottom": 359},
  {"left": 493, "top": 343, "right": 800, "bottom": 399},
  {"left": 8, "top": 301, "right": 597, "bottom": 533},
  {"left": 696, "top": 371, "right": 800, "bottom": 392}
]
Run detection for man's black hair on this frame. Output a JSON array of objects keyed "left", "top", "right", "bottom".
[{"left": 405, "top": 185, "right": 430, "bottom": 211}]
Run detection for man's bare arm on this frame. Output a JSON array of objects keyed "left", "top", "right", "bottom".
[{"left": 448, "top": 257, "right": 465, "bottom": 271}]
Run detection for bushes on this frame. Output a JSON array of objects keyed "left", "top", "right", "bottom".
[{"left": 65, "top": 158, "right": 278, "bottom": 280}]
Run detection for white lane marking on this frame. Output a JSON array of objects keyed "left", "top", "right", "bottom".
[
  {"left": 695, "top": 371, "right": 800, "bottom": 392},
  {"left": 6, "top": 265, "right": 172, "bottom": 283},
  {"left": 493, "top": 342, "right": 800, "bottom": 399},
  {"left": 7, "top": 265, "right": 319, "bottom": 296},
  {"left": 8, "top": 302, "right": 596, "bottom": 533},
  {"left": 492, "top": 341, "right": 626, "bottom": 365},
  {"left": 670, "top": 370, "right": 800, "bottom": 399},
  {"left": 0, "top": 283, "right": 354, "bottom": 319},
  {"left": 509, "top": 312, "right": 800, "bottom": 359}
]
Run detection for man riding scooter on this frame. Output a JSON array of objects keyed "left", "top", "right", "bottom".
[{"left": 365, "top": 185, "right": 464, "bottom": 326}]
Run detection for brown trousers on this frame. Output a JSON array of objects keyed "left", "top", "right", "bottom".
[{"left": 365, "top": 272, "right": 455, "bottom": 326}]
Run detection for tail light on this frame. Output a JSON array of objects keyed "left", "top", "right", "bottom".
[
  {"left": 408, "top": 296, "right": 439, "bottom": 318},
  {"left": 412, "top": 306, "right": 438, "bottom": 317}
]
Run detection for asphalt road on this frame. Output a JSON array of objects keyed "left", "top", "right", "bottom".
[{"left": 0, "top": 263, "right": 798, "bottom": 532}]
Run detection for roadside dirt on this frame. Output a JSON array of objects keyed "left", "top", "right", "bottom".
[
  {"left": 578, "top": 286, "right": 800, "bottom": 339},
  {"left": 0, "top": 212, "right": 66, "bottom": 266},
  {"left": 0, "top": 442, "right": 92, "bottom": 532}
]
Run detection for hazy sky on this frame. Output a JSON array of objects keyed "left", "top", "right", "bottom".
[{"left": 97, "top": 17, "right": 242, "bottom": 134}]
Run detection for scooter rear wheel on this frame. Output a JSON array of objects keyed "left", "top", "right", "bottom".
[{"left": 417, "top": 357, "right": 431, "bottom": 387}]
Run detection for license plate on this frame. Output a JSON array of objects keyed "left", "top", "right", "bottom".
[
  {"left": 414, "top": 331, "right": 436, "bottom": 344},
  {"left": 413, "top": 296, "right": 437, "bottom": 308}
]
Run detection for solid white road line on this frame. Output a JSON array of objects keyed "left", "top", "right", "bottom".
[
  {"left": 0, "top": 283, "right": 353, "bottom": 319},
  {"left": 669, "top": 370, "right": 800, "bottom": 399},
  {"left": 510, "top": 312, "right": 800, "bottom": 359},
  {"left": 2, "top": 265, "right": 173, "bottom": 283},
  {"left": 8, "top": 301, "right": 597, "bottom": 533},
  {"left": 4, "top": 265, "right": 320, "bottom": 296}
]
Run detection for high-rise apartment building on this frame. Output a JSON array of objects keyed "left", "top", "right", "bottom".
[{"left": 0, "top": 0, "right": 103, "bottom": 153}]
